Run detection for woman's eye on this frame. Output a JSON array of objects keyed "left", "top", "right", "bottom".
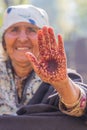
[
  {"left": 27, "top": 27, "right": 37, "bottom": 33},
  {"left": 11, "top": 27, "right": 19, "bottom": 32}
]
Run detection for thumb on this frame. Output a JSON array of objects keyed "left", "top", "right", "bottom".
[{"left": 25, "top": 52, "right": 39, "bottom": 70}]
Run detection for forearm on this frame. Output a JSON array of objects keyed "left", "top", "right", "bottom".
[
  {"left": 52, "top": 77, "right": 87, "bottom": 116},
  {"left": 52, "top": 77, "right": 80, "bottom": 106}
]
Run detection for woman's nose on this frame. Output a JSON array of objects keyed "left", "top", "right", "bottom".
[{"left": 18, "top": 31, "right": 28, "bottom": 42}]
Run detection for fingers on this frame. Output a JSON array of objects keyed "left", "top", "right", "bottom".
[
  {"left": 38, "top": 27, "right": 65, "bottom": 59},
  {"left": 38, "top": 26, "right": 58, "bottom": 58},
  {"left": 38, "top": 27, "right": 51, "bottom": 58},
  {"left": 42, "top": 26, "right": 50, "bottom": 47},
  {"left": 25, "top": 52, "right": 39, "bottom": 71},
  {"left": 57, "top": 34, "right": 65, "bottom": 56},
  {"left": 48, "top": 27, "right": 57, "bottom": 50},
  {"left": 37, "top": 30, "right": 45, "bottom": 57}
]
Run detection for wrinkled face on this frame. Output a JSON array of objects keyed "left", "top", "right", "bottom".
[{"left": 4, "top": 22, "right": 40, "bottom": 65}]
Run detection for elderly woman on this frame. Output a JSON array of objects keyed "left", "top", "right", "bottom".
[{"left": 0, "top": 4, "right": 87, "bottom": 116}]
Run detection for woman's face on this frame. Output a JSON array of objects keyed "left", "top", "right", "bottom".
[{"left": 4, "top": 22, "right": 39, "bottom": 65}]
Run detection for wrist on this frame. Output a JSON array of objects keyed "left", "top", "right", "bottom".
[
  {"left": 52, "top": 77, "right": 81, "bottom": 105},
  {"left": 60, "top": 88, "right": 86, "bottom": 109},
  {"left": 51, "top": 77, "right": 69, "bottom": 90}
]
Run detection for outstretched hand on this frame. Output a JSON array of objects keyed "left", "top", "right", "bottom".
[{"left": 26, "top": 26, "right": 67, "bottom": 84}]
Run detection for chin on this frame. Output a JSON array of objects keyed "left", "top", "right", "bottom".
[
  {"left": 12, "top": 56, "right": 29, "bottom": 63},
  {"left": 17, "top": 59, "right": 29, "bottom": 63}
]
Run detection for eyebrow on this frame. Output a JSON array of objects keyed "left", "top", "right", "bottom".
[{"left": 10, "top": 25, "right": 40, "bottom": 30}]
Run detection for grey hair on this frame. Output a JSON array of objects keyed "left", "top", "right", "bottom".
[{"left": 0, "top": 34, "right": 8, "bottom": 61}]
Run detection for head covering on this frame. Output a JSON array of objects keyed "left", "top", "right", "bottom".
[{"left": 1, "top": 4, "right": 49, "bottom": 35}]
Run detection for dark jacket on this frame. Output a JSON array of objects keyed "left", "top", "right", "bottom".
[{"left": 0, "top": 69, "right": 87, "bottom": 130}]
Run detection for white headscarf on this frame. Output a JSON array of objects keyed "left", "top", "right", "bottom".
[
  {"left": 1, "top": 4, "right": 49, "bottom": 34},
  {"left": 0, "top": 4, "right": 49, "bottom": 61}
]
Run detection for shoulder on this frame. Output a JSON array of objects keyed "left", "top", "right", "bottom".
[
  {"left": 0, "top": 59, "right": 7, "bottom": 72},
  {"left": 67, "top": 68, "right": 83, "bottom": 82},
  {"left": 0, "top": 60, "right": 6, "bottom": 65}
]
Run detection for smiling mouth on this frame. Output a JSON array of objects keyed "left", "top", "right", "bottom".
[{"left": 16, "top": 47, "right": 31, "bottom": 51}]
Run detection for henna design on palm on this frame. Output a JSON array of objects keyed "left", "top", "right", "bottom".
[{"left": 26, "top": 26, "right": 67, "bottom": 84}]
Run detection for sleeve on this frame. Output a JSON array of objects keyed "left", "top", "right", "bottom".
[
  {"left": 59, "top": 86, "right": 87, "bottom": 117},
  {"left": 67, "top": 68, "right": 83, "bottom": 82},
  {"left": 59, "top": 69, "right": 87, "bottom": 117}
]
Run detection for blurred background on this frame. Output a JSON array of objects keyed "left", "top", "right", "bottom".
[{"left": 0, "top": 0, "right": 87, "bottom": 83}]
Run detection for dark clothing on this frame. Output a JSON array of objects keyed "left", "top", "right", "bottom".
[
  {"left": 0, "top": 60, "right": 87, "bottom": 130},
  {"left": 0, "top": 105, "right": 87, "bottom": 130}
]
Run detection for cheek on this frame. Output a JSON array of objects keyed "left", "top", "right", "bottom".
[
  {"left": 5, "top": 35, "right": 15, "bottom": 50},
  {"left": 30, "top": 35, "right": 39, "bottom": 55},
  {"left": 5, "top": 40, "right": 13, "bottom": 52},
  {"left": 33, "top": 41, "right": 39, "bottom": 56},
  {"left": 5, "top": 35, "right": 14, "bottom": 49},
  {"left": 5, "top": 39, "right": 14, "bottom": 56}
]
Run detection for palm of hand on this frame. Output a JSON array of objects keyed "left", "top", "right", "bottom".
[{"left": 26, "top": 26, "right": 67, "bottom": 84}]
